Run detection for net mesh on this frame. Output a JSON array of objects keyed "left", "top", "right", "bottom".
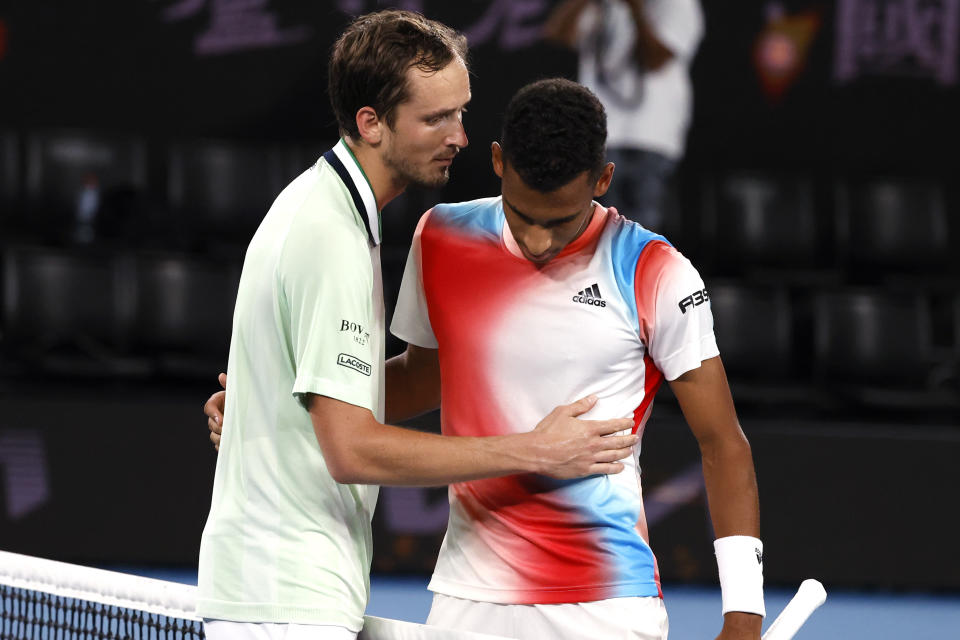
[
  {"left": 0, "top": 552, "right": 203, "bottom": 640},
  {"left": 1, "top": 551, "right": 510, "bottom": 640}
]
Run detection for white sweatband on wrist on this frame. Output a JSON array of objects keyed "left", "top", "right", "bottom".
[{"left": 714, "top": 535, "right": 765, "bottom": 617}]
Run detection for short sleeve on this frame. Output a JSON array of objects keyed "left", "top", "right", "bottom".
[
  {"left": 646, "top": 0, "right": 704, "bottom": 60},
  {"left": 281, "top": 217, "right": 378, "bottom": 413},
  {"left": 390, "top": 211, "right": 438, "bottom": 348},
  {"left": 636, "top": 243, "right": 718, "bottom": 381}
]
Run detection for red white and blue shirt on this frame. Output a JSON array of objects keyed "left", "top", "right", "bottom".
[{"left": 391, "top": 198, "right": 718, "bottom": 604}]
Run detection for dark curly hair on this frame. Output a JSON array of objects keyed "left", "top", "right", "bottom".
[
  {"left": 329, "top": 10, "right": 468, "bottom": 139},
  {"left": 500, "top": 78, "right": 607, "bottom": 193}
]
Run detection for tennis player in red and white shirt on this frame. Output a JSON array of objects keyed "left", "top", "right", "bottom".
[{"left": 388, "top": 79, "right": 764, "bottom": 640}]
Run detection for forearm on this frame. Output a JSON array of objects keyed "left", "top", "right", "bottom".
[
  {"left": 700, "top": 433, "right": 761, "bottom": 538},
  {"left": 323, "top": 415, "right": 538, "bottom": 486},
  {"left": 543, "top": 0, "right": 593, "bottom": 47}
]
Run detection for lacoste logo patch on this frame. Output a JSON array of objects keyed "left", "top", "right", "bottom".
[{"left": 337, "top": 353, "right": 371, "bottom": 376}]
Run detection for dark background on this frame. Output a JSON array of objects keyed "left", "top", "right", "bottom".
[{"left": 1, "top": 0, "right": 958, "bottom": 592}]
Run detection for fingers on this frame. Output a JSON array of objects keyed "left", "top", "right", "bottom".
[
  {"left": 592, "top": 446, "right": 635, "bottom": 464},
  {"left": 207, "top": 414, "right": 222, "bottom": 435},
  {"left": 208, "top": 425, "right": 221, "bottom": 451},
  {"left": 205, "top": 373, "right": 226, "bottom": 453},
  {"left": 591, "top": 418, "right": 635, "bottom": 436},
  {"left": 599, "top": 434, "right": 639, "bottom": 450},
  {"left": 560, "top": 394, "right": 598, "bottom": 417},
  {"left": 589, "top": 462, "right": 625, "bottom": 475}
]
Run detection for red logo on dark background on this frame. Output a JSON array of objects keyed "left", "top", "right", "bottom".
[{"left": 753, "top": 4, "right": 822, "bottom": 103}]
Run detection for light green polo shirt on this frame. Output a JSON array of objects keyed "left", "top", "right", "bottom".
[{"left": 197, "top": 139, "right": 384, "bottom": 631}]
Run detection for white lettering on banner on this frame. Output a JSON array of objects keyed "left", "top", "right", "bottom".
[
  {"left": 160, "top": 0, "right": 312, "bottom": 56},
  {"left": 835, "top": 0, "right": 960, "bottom": 85},
  {"left": 382, "top": 487, "right": 449, "bottom": 534},
  {"left": 0, "top": 429, "right": 51, "bottom": 521}
]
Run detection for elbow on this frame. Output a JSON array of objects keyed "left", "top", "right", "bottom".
[
  {"left": 322, "top": 443, "right": 372, "bottom": 485},
  {"left": 700, "top": 428, "right": 753, "bottom": 465}
]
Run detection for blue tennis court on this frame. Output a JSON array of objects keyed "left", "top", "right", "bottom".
[{"left": 125, "top": 568, "right": 960, "bottom": 640}]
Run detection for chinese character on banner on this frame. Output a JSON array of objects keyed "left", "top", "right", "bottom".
[
  {"left": 464, "top": 0, "right": 548, "bottom": 51},
  {"left": 835, "top": 0, "right": 960, "bottom": 86},
  {"left": 160, "top": 0, "right": 313, "bottom": 56},
  {"left": 753, "top": 3, "right": 822, "bottom": 104}
]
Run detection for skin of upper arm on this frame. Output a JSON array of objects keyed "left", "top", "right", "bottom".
[
  {"left": 307, "top": 394, "right": 379, "bottom": 483},
  {"left": 404, "top": 344, "right": 441, "bottom": 406},
  {"left": 668, "top": 356, "right": 745, "bottom": 449},
  {"left": 385, "top": 344, "right": 442, "bottom": 423}
]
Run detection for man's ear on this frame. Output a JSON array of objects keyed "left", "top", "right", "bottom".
[
  {"left": 356, "top": 107, "right": 384, "bottom": 145},
  {"left": 593, "top": 162, "right": 615, "bottom": 198},
  {"left": 491, "top": 141, "right": 504, "bottom": 178}
]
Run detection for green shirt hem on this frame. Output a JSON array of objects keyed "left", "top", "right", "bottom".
[{"left": 197, "top": 599, "right": 364, "bottom": 631}]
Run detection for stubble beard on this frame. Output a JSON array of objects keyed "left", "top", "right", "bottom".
[{"left": 383, "top": 146, "right": 451, "bottom": 190}]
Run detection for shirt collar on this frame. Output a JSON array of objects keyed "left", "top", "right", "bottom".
[{"left": 322, "top": 138, "right": 382, "bottom": 246}]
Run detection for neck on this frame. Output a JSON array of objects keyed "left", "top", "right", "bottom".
[{"left": 343, "top": 136, "right": 406, "bottom": 211}]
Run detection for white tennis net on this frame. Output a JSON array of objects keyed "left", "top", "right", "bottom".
[{"left": 0, "top": 551, "right": 508, "bottom": 640}]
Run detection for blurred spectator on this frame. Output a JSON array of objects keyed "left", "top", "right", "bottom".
[
  {"left": 545, "top": 0, "right": 703, "bottom": 230},
  {"left": 74, "top": 173, "right": 100, "bottom": 244}
]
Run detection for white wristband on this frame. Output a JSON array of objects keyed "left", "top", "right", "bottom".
[{"left": 714, "top": 535, "right": 765, "bottom": 617}]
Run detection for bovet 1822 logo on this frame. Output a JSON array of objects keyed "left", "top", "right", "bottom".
[
  {"left": 337, "top": 353, "right": 371, "bottom": 376},
  {"left": 341, "top": 319, "right": 370, "bottom": 346},
  {"left": 678, "top": 288, "right": 710, "bottom": 314}
]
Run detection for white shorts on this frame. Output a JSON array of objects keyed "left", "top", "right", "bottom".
[
  {"left": 203, "top": 620, "right": 357, "bottom": 640},
  {"left": 426, "top": 593, "right": 669, "bottom": 640}
]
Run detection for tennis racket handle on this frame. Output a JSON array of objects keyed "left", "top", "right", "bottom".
[{"left": 761, "top": 579, "right": 827, "bottom": 640}]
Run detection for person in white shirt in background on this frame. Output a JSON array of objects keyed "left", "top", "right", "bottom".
[{"left": 545, "top": 0, "right": 704, "bottom": 231}]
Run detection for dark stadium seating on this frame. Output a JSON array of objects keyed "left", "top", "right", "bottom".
[
  {"left": 0, "top": 127, "right": 955, "bottom": 416},
  {"left": 167, "top": 140, "right": 293, "bottom": 244},
  {"left": 710, "top": 282, "right": 793, "bottom": 377},
  {"left": 835, "top": 179, "right": 952, "bottom": 279},
  {"left": 812, "top": 289, "right": 958, "bottom": 413},
  {"left": 2, "top": 246, "right": 118, "bottom": 346},
  {"left": 24, "top": 131, "right": 148, "bottom": 243},
  {"left": 129, "top": 253, "right": 240, "bottom": 378},
  {"left": 0, "top": 130, "right": 18, "bottom": 215},
  {"left": 0, "top": 246, "right": 149, "bottom": 376},
  {"left": 707, "top": 281, "right": 816, "bottom": 408},
  {"left": 702, "top": 172, "right": 827, "bottom": 278}
]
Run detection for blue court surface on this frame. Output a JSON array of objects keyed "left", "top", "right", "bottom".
[
  {"left": 139, "top": 568, "right": 959, "bottom": 639},
  {"left": 366, "top": 577, "right": 959, "bottom": 640}
]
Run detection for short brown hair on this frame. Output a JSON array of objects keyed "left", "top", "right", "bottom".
[{"left": 328, "top": 10, "right": 468, "bottom": 139}]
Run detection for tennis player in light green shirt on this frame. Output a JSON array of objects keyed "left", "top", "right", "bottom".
[{"left": 198, "top": 10, "right": 637, "bottom": 640}]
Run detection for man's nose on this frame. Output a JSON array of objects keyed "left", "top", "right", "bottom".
[{"left": 447, "top": 119, "right": 468, "bottom": 149}]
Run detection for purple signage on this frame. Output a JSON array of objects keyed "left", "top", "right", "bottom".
[
  {"left": 161, "top": 0, "right": 313, "bottom": 56},
  {"left": 463, "top": 0, "right": 548, "bottom": 51},
  {"left": 835, "top": 0, "right": 960, "bottom": 85},
  {"left": 0, "top": 429, "right": 50, "bottom": 521}
]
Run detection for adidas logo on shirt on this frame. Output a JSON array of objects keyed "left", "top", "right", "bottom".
[{"left": 572, "top": 283, "right": 607, "bottom": 307}]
